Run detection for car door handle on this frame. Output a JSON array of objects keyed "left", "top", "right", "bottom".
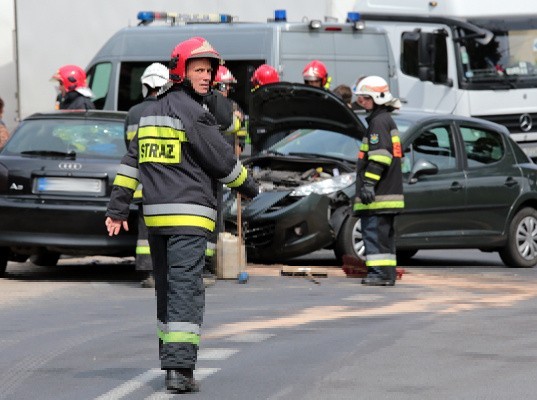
[
  {"left": 504, "top": 177, "right": 518, "bottom": 187},
  {"left": 450, "top": 182, "right": 464, "bottom": 191}
]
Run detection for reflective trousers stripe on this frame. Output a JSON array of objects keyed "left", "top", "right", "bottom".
[
  {"left": 157, "top": 329, "right": 200, "bottom": 345},
  {"left": 144, "top": 215, "right": 215, "bottom": 231},
  {"left": 354, "top": 201, "right": 404, "bottom": 211},
  {"left": 136, "top": 245, "right": 151, "bottom": 255}
]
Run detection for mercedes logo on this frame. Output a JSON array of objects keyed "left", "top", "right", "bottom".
[
  {"left": 519, "top": 113, "right": 533, "bottom": 132},
  {"left": 58, "top": 162, "right": 82, "bottom": 170}
]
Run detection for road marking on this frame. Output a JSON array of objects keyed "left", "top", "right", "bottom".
[
  {"left": 225, "top": 333, "right": 275, "bottom": 342},
  {"left": 198, "top": 348, "right": 239, "bottom": 360},
  {"left": 143, "top": 368, "right": 219, "bottom": 400},
  {"left": 94, "top": 368, "right": 162, "bottom": 400}
]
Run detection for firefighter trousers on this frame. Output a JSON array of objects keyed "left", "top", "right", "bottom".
[
  {"left": 148, "top": 234, "right": 206, "bottom": 369},
  {"left": 361, "top": 214, "right": 397, "bottom": 268}
]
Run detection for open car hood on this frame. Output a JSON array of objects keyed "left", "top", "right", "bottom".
[{"left": 249, "top": 82, "right": 366, "bottom": 144}]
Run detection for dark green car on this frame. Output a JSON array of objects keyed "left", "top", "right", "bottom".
[{"left": 239, "top": 83, "right": 537, "bottom": 268}]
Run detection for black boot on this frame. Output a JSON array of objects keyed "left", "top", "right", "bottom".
[
  {"left": 165, "top": 369, "right": 199, "bottom": 393},
  {"left": 361, "top": 267, "right": 396, "bottom": 286}
]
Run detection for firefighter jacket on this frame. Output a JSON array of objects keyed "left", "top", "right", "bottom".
[
  {"left": 124, "top": 96, "right": 159, "bottom": 201},
  {"left": 60, "top": 91, "right": 95, "bottom": 110},
  {"left": 354, "top": 107, "right": 404, "bottom": 215},
  {"left": 106, "top": 84, "right": 259, "bottom": 237}
]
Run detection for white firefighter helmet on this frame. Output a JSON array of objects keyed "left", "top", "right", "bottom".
[
  {"left": 353, "top": 75, "right": 400, "bottom": 107},
  {"left": 141, "top": 63, "right": 169, "bottom": 97}
]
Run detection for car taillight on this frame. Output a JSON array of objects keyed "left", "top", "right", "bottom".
[{"left": 0, "top": 162, "right": 7, "bottom": 192}]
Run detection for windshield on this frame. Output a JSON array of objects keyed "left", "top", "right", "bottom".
[
  {"left": 270, "top": 129, "right": 361, "bottom": 162},
  {"left": 2, "top": 118, "right": 126, "bottom": 159},
  {"left": 458, "top": 18, "right": 537, "bottom": 88}
]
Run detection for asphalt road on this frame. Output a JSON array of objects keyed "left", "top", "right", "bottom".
[{"left": 1, "top": 250, "right": 537, "bottom": 400}]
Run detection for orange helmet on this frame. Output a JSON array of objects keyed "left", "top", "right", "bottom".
[
  {"left": 251, "top": 64, "right": 280, "bottom": 87},
  {"left": 52, "top": 65, "right": 87, "bottom": 92},
  {"left": 214, "top": 65, "right": 237, "bottom": 84},
  {"left": 169, "top": 37, "right": 221, "bottom": 83},
  {"left": 302, "top": 60, "right": 329, "bottom": 87}
]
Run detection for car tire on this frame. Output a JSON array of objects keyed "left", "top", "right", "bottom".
[
  {"left": 334, "top": 215, "right": 365, "bottom": 263},
  {"left": 0, "top": 247, "right": 8, "bottom": 277},
  {"left": 29, "top": 251, "right": 60, "bottom": 267},
  {"left": 499, "top": 207, "right": 537, "bottom": 268}
]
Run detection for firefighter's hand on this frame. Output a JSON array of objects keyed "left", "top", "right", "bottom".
[
  {"left": 359, "top": 183, "right": 375, "bottom": 205},
  {"left": 105, "top": 217, "right": 129, "bottom": 236}
]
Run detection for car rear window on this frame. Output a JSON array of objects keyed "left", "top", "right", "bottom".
[{"left": 2, "top": 118, "right": 126, "bottom": 159}]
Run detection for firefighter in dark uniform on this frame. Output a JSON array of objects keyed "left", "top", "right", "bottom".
[
  {"left": 353, "top": 76, "right": 404, "bottom": 286},
  {"left": 51, "top": 65, "right": 95, "bottom": 110},
  {"left": 124, "top": 62, "right": 169, "bottom": 288},
  {"left": 105, "top": 37, "right": 258, "bottom": 393}
]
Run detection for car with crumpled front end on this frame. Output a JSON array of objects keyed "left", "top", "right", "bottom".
[
  {"left": 0, "top": 110, "right": 137, "bottom": 276},
  {"left": 229, "top": 82, "right": 537, "bottom": 268}
]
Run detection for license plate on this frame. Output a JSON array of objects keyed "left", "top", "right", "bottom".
[{"left": 34, "top": 177, "right": 104, "bottom": 195}]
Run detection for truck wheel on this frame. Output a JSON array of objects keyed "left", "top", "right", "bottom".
[
  {"left": 29, "top": 251, "right": 60, "bottom": 267},
  {"left": 334, "top": 215, "right": 365, "bottom": 263},
  {"left": 499, "top": 207, "right": 537, "bottom": 268},
  {"left": 0, "top": 247, "right": 8, "bottom": 277}
]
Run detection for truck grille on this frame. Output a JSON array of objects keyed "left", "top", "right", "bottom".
[{"left": 474, "top": 113, "right": 537, "bottom": 134}]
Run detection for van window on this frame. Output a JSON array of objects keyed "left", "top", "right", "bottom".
[
  {"left": 87, "top": 62, "right": 112, "bottom": 110},
  {"left": 118, "top": 62, "right": 167, "bottom": 111}
]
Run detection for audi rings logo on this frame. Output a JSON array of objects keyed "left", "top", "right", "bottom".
[
  {"left": 519, "top": 113, "right": 533, "bottom": 132},
  {"left": 58, "top": 162, "right": 82, "bottom": 170}
]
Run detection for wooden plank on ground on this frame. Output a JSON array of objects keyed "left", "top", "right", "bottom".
[{"left": 280, "top": 266, "right": 328, "bottom": 278}]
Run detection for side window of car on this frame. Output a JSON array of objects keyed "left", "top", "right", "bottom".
[
  {"left": 409, "top": 126, "right": 456, "bottom": 171},
  {"left": 460, "top": 126, "right": 504, "bottom": 166}
]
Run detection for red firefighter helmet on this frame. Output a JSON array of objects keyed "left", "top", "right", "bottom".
[
  {"left": 302, "top": 60, "right": 329, "bottom": 86},
  {"left": 51, "top": 65, "right": 88, "bottom": 92},
  {"left": 169, "top": 37, "right": 221, "bottom": 83},
  {"left": 251, "top": 64, "right": 280, "bottom": 87},
  {"left": 214, "top": 65, "right": 237, "bottom": 84}
]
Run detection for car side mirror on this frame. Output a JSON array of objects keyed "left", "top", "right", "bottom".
[{"left": 408, "top": 158, "right": 438, "bottom": 184}]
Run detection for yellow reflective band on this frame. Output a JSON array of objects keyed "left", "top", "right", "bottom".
[
  {"left": 236, "top": 128, "right": 247, "bottom": 137},
  {"left": 226, "top": 166, "right": 247, "bottom": 188},
  {"left": 136, "top": 245, "right": 151, "bottom": 255},
  {"left": 127, "top": 131, "right": 136, "bottom": 141},
  {"left": 113, "top": 175, "right": 138, "bottom": 190},
  {"left": 365, "top": 259, "right": 397, "bottom": 267},
  {"left": 205, "top": 248, "right": 215, "bottom": 257},
  {"left": 157, "top": 329, "right": 200, "bottom": 345},
  {"left": 133, "top": 189, "right": 143, "bottom": 199},
  {"left": 139, "top": 139, "right": 181, "bottom": 164},
  {"left": 360, "top": 143, "right": 369, "bottom": 151},
  {"left": 369, "top": 154, "right": 393, "bottom": 165},
  {"left": 353, "top": 201, "right": 405, "bottom": 210},
  {"left": 364, "top": 171, "right": 381, "bottom": 181},
  {"left": 144, "top": 215, "right": 216, "bottom": 231},
  {"left": 392, "top": 136, "right": 401, "bottom": 143},
  {"left": 138, "top": 126, "right": 187, "bottom": 141}
]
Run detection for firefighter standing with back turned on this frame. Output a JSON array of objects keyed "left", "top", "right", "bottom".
[
  {"left": 353, "top": 76, "right": 404, "bottom": 286},
  {"left": 105, "top": 37, "right": 258, "bottom": 393},
  {"left": 124, "top": 62, "right": 169, "bottom": 288}
]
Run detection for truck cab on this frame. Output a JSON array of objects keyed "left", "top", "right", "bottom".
[{"left": 348, "top": 0, "right": 537, "bottom": 157}]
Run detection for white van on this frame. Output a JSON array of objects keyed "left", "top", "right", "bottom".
[{"left": 85, "top": 10, "right": 397, "bottom": 116}]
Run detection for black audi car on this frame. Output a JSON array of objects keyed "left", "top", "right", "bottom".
[
  {"left": 0, "top": 110, "right": 137, "bottom": 275},
  {"left": 227, "top": 83, "right": 537, "bottom": 268}
]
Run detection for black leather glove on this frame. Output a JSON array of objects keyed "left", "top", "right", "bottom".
[{"left": 359, "top": 183, "right": 375, "bottom": 205}]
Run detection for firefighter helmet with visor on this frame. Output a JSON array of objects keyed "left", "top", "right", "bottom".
[{"left": 169, "top": 37, "right": 221, "bottom": 84}]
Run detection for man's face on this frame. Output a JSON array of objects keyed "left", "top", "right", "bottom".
[
  {"left": 304, "top": 79, "right": 322, "bottom": 88},
  {"left": 357, "top": 95, "right": 374, "bottom": 111},
  {"left": 186, "top": 58, "right": 213, "bottom": 94}
]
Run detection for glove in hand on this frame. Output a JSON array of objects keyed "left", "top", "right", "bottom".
[{"left": 360, "top": 183, "right": 375, "bottom": 205}]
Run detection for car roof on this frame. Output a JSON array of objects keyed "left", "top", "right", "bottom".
[{"left": 24, "top": 110, "right": 127, "bottom": 122}]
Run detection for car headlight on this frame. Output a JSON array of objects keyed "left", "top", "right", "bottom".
[{"left": 290, "top": 173, "right": 356, "bottom": 197}]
